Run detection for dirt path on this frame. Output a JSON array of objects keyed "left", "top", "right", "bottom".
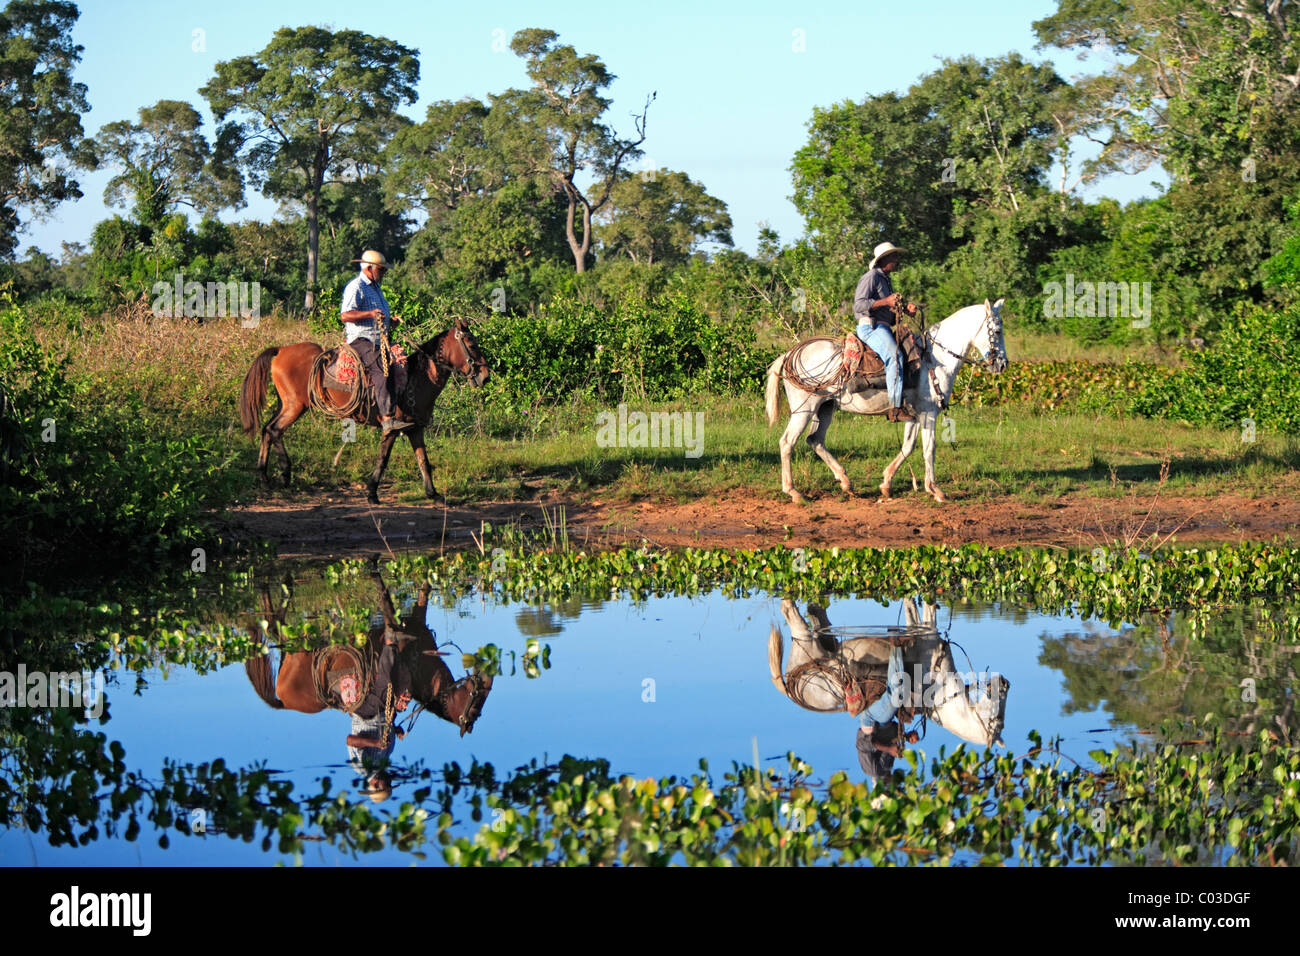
[{"left": 216, "top": 482, "right": 1300, "bottom": 561}]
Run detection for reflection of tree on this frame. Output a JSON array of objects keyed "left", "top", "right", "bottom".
[
  {"left": 513, "top": 596, "right": 602, "bottom": 638},
  {"left": 1038, "top": 606, "right": 1299, "bottom": 743}
]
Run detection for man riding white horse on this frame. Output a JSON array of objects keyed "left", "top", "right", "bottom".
[{"left": 853, "top": 241, "right": 918, "bottom": 422}]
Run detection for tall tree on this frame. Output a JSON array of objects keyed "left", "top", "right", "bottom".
[
  {"left": 200, "top": 27, "right": 418, "bottom": 309},
  {"left": 596, "top": 169, "right": 732, "bottom": 265},
  {"left": 93, "top": 100, "right": 242, "bottom": 227},
  {"left": 1033, "top": 0, "right": 1300, "bottom": 181},
  {"left": 497, "top": 28, "right": 654, "bottom": 273},
  {"left": 0, "top": 0, "right": 92, "bottom": 259},
  {"left": 790, "top": 54, "right": 1063, "bottom": 265}
]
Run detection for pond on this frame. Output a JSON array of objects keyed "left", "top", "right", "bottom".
[{"left": 3, "top": 553, "right": 1295, "bottom": 866}]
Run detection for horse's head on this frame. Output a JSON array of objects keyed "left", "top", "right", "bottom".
[
  {"left": 981, "top": 298, "right": 1009, "bottom": 373},
  {"left": 445, "top": 671, "right": 493, "bottom": 736},
  {"left": 407, "top": 644, "right": 494, "bottom": 736},
  {"left": 420, "top": 318, "right": 490, "bottom": 388}
]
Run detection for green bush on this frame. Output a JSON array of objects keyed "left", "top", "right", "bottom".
[
  {"left": 0, "top": 302, "right": 243, "bottom": 583},
  {"left": 1129, "top": 304, "right": 1300, "bottom": 433}
]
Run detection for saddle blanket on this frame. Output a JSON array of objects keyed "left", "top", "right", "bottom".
[
  {"left": 843, "top": 328, "right": 924, "bottom": 387},
  {"left": 320, "top": 343, "right": 410, "bottom": 394}
]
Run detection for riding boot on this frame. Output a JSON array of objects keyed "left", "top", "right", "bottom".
[
  {"left": 382, "top": 416, "right": 413, "bottom": 435},
  {"left": 885, "top": 405, "right": 917, "bottom": 423}
]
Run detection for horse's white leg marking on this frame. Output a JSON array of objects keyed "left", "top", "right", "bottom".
[
  {"left": 921, "top": 415, "right": 946, "bottom": 502},
  {"left": 807, "top": 402, "right": 852, "bottom": 495},
  {"left": 779, "top": 395, "right": 815, "bottom": 503},
  {"left": 880, "top": 420, "right": 919, "bottom": 500}
]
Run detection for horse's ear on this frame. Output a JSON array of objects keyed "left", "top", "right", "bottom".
[
  {"left": 984, "top": 298, "right": 992, "bottom": 313},
  {"left": 993, "top": 297, "right": 1005, "bottom": 311}
]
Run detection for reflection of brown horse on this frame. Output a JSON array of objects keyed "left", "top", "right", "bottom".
[
  {"left": 238, "top": 319, "right": 491, "bottom": 503},
  {"left": 244, "top": 568, "right": 492, "bottom": 742}
]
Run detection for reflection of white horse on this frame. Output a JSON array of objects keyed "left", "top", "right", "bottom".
[
  {"left": 764, "top": 299, "right": 1008, "bottom": 503},
  {"left": 769, "top": 598, "right": 1009, "bottom": 748}
]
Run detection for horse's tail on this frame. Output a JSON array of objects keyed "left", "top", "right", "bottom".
[
  {"left": 768, "top": 625, "right": 788, "bottom": 696},
  {"left": 765, "top": 354, "right": 786, "bottom": 427},
  {"left": 240, "top": 347, "right": 279, "bottom": 438},
  {"left": 243, "top": 645, "right": 284, "bottom": 710}
]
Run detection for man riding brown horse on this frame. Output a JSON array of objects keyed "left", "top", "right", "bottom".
[{"left": 340, "top": 249, "right": 409, "bottom": 437}]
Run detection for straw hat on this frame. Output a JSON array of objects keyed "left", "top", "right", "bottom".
[
  {"left": 869, "top": 242, "right": 905, "bottom": 270},
  {"left": 351, "top": 250, "right": 389, "bottom": 269}
]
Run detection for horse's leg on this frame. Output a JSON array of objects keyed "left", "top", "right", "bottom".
[
  {"left": 256, "top": 397, "right": 282, "bottom": 486},
  {"left": 406, "top": 428, "right": 443, "bottom": 503},
  {"left": 266, "top": 344, "right": 317, "bottom": 488},
  {"left": 806, "top": 402, "right": 852, "bottom": 496},
  {"left": 267, "top": 400, "right": 307, "bottom": 487},
  {"left": 366, "top": 430, "right": 401, "bottom": 504},
  {"left": 778, "top": 403, "right": 815, "bottom": 504},
  {"left": 879, "top": 420, "right": 920, "bottom": 501},
  {"left": 921, "top": 417, "right": 946, "bottom": 502}
]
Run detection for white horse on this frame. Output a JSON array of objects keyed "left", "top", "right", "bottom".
[
  {"left": 769, "top": 598, "right": 1010, "bottom": 749},
  {"left": 764, "top": 299, "right": 1008, "bottom": 503}
]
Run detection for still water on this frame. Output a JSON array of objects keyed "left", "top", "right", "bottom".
[{"left": 2, "top": 566, "right": 1293, "bottom": 865}]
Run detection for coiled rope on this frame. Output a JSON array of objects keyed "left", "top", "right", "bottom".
[{"left": 309, "top": 343, "right": 371, "bottom": 420}]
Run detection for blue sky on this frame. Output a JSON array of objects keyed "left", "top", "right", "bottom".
[{"left": 25, "top": 0, "right": 1164, "bottom": 260}]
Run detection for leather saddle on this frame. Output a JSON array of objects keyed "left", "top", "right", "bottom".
[
  {"left": 312, "top": 343, "right": 413, "bottom": 418},
  {"left": 843, "top": 326, "right": 924, "bottom": 391}
]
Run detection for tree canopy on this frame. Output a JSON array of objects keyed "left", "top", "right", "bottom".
[
  {"left": 94, "top": 100, "right": 242, "bottom": 227},
  {"left": 0, "top": 0, "right": 92, "bottom": 259},
  {"left": 200, "top": 26, "right": 419, "bottom": 308}
]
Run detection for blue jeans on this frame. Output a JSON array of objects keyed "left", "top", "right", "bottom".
[{"left": 861, "top": 323, "right": 903, "bottom": 407}]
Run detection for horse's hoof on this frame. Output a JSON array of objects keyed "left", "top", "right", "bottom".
[
  {"left": 787, "top": 490, "right": 805, "bottom": 504},
  {"left": 428, "top": 491, "right": 445, "bottom": 505}
]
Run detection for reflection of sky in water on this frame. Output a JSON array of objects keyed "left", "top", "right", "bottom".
[{"left": 3, "top": 594, "right": 1141, "bottom": 866}]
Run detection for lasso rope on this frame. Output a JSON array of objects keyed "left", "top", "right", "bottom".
[
  {"left": 309, "top": 343, "right": 370, "bottom": 420},
  {"left": 311, "top": 643, "right": 376, "bottom": 715},
  {"left": 781, "top": 336, "right": 852, "bottom": 393}
]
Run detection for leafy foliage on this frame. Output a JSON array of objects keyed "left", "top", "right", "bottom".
[
  {"left": 1130, "top": 304, "right": 1300, "bottom": 433},
  {"left": 0, "top": 298, "right": 241, "bottom": 582},
  {"left": 0, "top": 0, "right": 92, "bottom": 258}
]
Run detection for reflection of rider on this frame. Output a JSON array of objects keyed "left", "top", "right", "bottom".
[
  {"left": 856, "top": 721, "right": 921, "bottom": 783},
  {"left": 348, "top": 711, "right": 395, "bottom": 803}
]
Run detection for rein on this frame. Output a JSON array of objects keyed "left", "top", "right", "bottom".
[{"left": 920, "top": 304, "right": 1001, "bottom": 412}]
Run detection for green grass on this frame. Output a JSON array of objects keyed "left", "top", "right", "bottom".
[{"left": 307, "top": 392, "right": 1300, "bottom": 505}]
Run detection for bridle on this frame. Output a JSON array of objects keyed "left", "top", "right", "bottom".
[
  {"left": 435, "top": 671, "right": 490, "bottom": 736},
  {"left": 402, "top": 324, "right": 489, "bottom": 385},
  {"left": 919, "top": 302, "right": 1005, "bottom": 410}
]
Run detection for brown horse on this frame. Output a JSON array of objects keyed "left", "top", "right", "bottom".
[
  {"left": 238, "top": 319, "right": 490, "bottom": 503},
  {"left": 244, "top": 568, "right": 493, "bottom": 740}
]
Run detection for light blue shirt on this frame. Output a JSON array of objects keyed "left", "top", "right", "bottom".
[
  {"left": 341, "top": 271, "right": 392, "bottom": 345},
  {"left": 864, "top": 645, "right": 906, "bottom": 724}
]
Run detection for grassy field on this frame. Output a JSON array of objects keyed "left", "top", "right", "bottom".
[{"left": 38, "top": 311, "right": 1298, "bottom": 508}]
